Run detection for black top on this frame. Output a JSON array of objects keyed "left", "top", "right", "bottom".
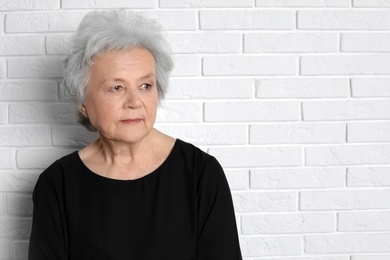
[{"left": 29, "top": 139, "right": 242, "bottom": 260}]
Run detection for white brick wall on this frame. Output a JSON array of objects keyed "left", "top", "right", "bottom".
[{"left": 1, "top": 1, "right": 390, "bottom": 259}]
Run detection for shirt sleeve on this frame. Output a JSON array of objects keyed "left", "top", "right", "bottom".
[
  {"left": 196, "top": 156, "right": 242, "bottom": 259},
  {"left": 29, "top": 163, "right": 68, "bottom": 260}
]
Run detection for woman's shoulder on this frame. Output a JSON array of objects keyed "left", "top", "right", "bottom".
[
  {"left": 174, "top": 139, "right": 209, "bottom": 156},
  {"left": 173, "top": 139, "right": 222, "bottom": 173},
  {"left": 173, "top": 139, "right": 229, "bottom": 192},
  {"left": 38, "top": 151, "right": 81, "bottom": 182}
]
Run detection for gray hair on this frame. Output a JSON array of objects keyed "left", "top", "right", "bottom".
[{"left": 61, "top": 10, "right": 174, "bottom": 131}]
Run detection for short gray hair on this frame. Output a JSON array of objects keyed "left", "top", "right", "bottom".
[{"left": 61, "top": 10, "right": 174, "bottom": 131}]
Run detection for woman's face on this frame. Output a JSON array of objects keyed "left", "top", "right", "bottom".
[{"left": 81, "top": 47, "right": 158, "bottom": 144}]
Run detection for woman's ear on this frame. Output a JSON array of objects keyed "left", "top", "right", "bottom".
[{"left": 80, "top": 104, "right": 88, "bottom": 118}]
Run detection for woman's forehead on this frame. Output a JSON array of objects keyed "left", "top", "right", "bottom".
[
  {"left": 94, "top": 47, "right": 154, "bottom": 63},
  {"left": 91, "top": 48, "right": 155, "bottom": 74}
]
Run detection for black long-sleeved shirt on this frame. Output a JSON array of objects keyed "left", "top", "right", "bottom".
[{"left": 29, "top": 139, "right": 242, "bottom": 259}]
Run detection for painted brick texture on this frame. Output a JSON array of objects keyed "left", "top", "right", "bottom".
[{"left": 1, "top": 1, "right": 389, "bottom": 259}]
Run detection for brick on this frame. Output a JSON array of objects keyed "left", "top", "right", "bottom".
[
  {"left": 351, "top": 78, "right": 390, "bottom": 97},
  {"left": 0, "top": 171, "right": 39, "bottom": 192},
  {"left": 0, "top": 239, "right": 12, "bottom": 260},
  {"left": 240, "top": 236, "right": 301, "bottom": 257},
  {"left": 0, "top": 195, "right": 4, "bottom": 215},
  {"left": 256, "top": 78, "right": 349, "bottom": 98},
  {"left": 7, "top": 57, "right": 63, "bottom": 79},
  {"left": 347, "top": 167, "right": 390, "bottom": 187},
  {"left": 205, "top": 101, "right": 300, "bottom": 122},
  {"left": 62, "top": 0, "right": 156, "bottom": 8},
  {"left": 0, "top": 59, "right": 4, "bottom": 78},
  {"left": 171, "top": 55, "right": 200, "bottom": 76},
  {"left": 9, "top": 103, "right": 76, "bottom": 124},
  {"left": 225, "top": 170, "right": 249, "bottom": 190},
  {"left": 200, "top": 10, "right": 295, "bottom": 30},
  {"left": 0, "top": 126, "right": 50, "bottom": 147},
  {"left": 245, "top": 33, "right": 337, "bottom": 53},
  {"left": 251, "top": 168, "right": 345, "bottom": 189},
  {"left": 209, "top": 146, "right": 302, "bottom": 167},
  {"left": 12, "top": 241, "right": 29, "bottom": 260},
  {"left": 0, "top": 81, "right": 57, "bottom": 101},
  {"left": 242, "top": 213, "right": 335, "bottom": 234},
  {"left": 306, "top": 144, "right": 390, "bottom": 166},
  {"left": 298, "top": 10, "right": 390, "bottom": 30},
  {"left": 0, "top": 14, "right": 4, "bottom": 34},
  {"left": 161, "top": 0, "right": 253, "bottom": 7},
  {"left": 305, "top": 233, "right": 390, "bottom": 254},
  {"left": 154, "top": 124, "right": 247, "bottom": 145},
  {"left": 168, "top": 33, "right": 241, "bottom": 54},
  {"left": 232, "top": 192, "right": 297, "bottom": 212},
  {"left": 353, "top": 0, "right": 390, "bottom": 7},
  {"left": 6, "top": 195, "right": 33, "bottom": 216},
  {"left": 339, "top": 211, "right": 390, "bottom": 231},
  {"left": 0, "top": 217, "right": 31, "bottom": 238},
  {"left": 256, "top": 257, "right": 347, "bottom": 260},
  {"left": 16, "top": 148, "right": 75, "bottom": 169},
  {"left": 167, "top": 78, "right": 253, "bottom": 99},
  {"left": 203, "top": 56, "right": 297, "bottom": 76},
  {"left": 47, "top": 31, "right": 232, "bottom": 55},
  {"left": 156, "top": 102, "right": 202, "bottom": 122},
  {"left": 0, "top": 150, "right": 13, "bottom": 169},
  {"left": 303, "top": 100, "right": 390, "bottom": 121},
  {"left": 256, "top": 0, "right": 350, "bottom": 7},
  {"left": 341, "top": 33, "right": 390, "bottom": 52},
  {"left": 45, "top": 34, "right": 72, "bottom": 55},
  {"left": 348, "top": 122, "right": 390, "bottom": 142},
  {"left": 5, "top": 11, "right": 86, "bottom": 33},
  {"left": 300, "top": 189, "right": 390, "bottom": 210},
  {"left": 0, "top": 35, "right": 44, "bottom": 55},
  {"left": 137, "top": 11, "right": 197, "bottom": 31},
  {"left": 52, "top": 126, "right": 98, "bottom": 146},
  {"left": 301, "top": 55, "right": 390, "bottom": 75},
  {"left": 352, "top": 256, "right": 390, "bottom": 260},
  {"left": 0, "top": 0, "right": 59, "bottom": 10},
  {"left": 250, "top": 123, "right": 345, "bottom": 144},
  {"left": 0, "top": 105, "right": 6, "bottom": 124}
]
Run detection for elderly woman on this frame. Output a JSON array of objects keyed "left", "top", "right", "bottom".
[{"left": 28, "top": 10, "right": 241, "bottom": 260}]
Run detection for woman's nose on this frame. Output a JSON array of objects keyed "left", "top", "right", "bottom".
[{"left": 123, "top": 88, "right": 142, "bottom": 108}]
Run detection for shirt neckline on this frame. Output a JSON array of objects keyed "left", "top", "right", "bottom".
[{"left": 74, "top": 139, "right": 179, "bottom": 183}]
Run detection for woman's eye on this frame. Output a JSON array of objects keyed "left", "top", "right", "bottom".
[
  {"left": 113, "top": 85, "right": 122, "bottom": 91},
  {"left": 140, "top": 83, "right": 152, "bottom": 90}
]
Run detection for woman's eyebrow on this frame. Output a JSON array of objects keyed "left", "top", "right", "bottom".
[
  {"left": 111, "top": 73, "right": 155, "bottom": 82},
  {"left": 106, "top": 73, "right": 155, "bottom": 84},
  {"left": 139, "top": 73, "right": 155, "bottom": 80}
]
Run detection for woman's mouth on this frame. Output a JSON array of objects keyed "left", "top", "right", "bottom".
[{"left": 120, "top": 118, "right": 142, "bottom": 124}]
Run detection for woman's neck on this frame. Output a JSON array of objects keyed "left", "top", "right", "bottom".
[
  {"left": 79, "top": 128, "right": 175, "bottom": 180},
  {"left": 97, "top": 129, "right": 157, "bottom": 165}
]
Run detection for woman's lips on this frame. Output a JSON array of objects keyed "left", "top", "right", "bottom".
[{"left": 120, "top": 118, "right": 142, "bottom": 124}]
